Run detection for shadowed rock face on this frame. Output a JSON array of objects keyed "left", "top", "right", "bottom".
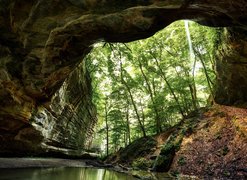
[
  {"left": 215, "top": 28, "right": 247, "bottom": 105},
  {"left": 0, "top": 0, "right": 247, "bottom": 155}
]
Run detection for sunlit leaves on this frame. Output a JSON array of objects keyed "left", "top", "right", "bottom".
[{"left": 86, "top": 20, "right": 217, "bottom": 155}]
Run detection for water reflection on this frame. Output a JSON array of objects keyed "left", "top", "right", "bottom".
[{"left": 0, "top": 167, "right": 137, "bottom": 180}]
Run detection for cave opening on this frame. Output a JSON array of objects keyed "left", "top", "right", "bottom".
[
  {"left": 86, "top": 20, "right": 219, "bottom": 156},
  {"left": 1, "top": 1, "right": 247, "bottom": 178}
]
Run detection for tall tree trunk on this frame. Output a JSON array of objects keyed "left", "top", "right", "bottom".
[
  {"left": 125, "top": 102, "right": 131, "bottom": 144},
  {"left": 152, "top": 55, "right": 186, "bottom": 118},
  {"left": 188, "top": 80, "right": 199, "bottom": 111},
  {"left": 139, "top": 99, "right": 146, "bottom": 131},
  {"left": 111, "top": 44, "right": 146, "bottom": 137},
  {"left": 124, "top": 133, "right": 127, "bottom": 147},
  {"left": 193, "top": 47, "right": 214, "bottom": 98},
  {"left": 138, "top": 58, "right": 162, "bottom": 134},
  {"left": 120, "top": 60, "right": 146, "bottom": 137},
  {"left": 104, "top": 98, "right": 109, "bottom": 156},
  {"left": 173, "top": 68, "right": 192, "bottom": 114},
  {"left": 190, "top": 57, "right": 199, "bottom": 111}
]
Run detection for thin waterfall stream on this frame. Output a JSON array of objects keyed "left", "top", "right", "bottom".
[{"left": 184, "top": 20, "right": 195, "bottom": 61}]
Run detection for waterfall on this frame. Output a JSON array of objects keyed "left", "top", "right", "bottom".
[
  {"left": 184, "top": 20, "right": 195, "bottom": 61},
  {"left": 184, "top": 20, "right": 202, "bottom": 77}
]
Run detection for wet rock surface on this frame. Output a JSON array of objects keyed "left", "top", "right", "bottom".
[
  {"left": 0, "top": 158, "right": 87, "bottom": 168},
  {"left": 0, "top": 62, "right": 97, "bottom": 156}
]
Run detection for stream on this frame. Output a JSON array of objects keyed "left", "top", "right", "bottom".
[
  {"left": 0, "top": 167, "right": 137, "bottom": 180},
  {"left": 0, "top": 158, "right": 174, "bottom": 180}
]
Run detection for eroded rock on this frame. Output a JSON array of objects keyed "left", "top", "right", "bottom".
[
  {"left": 0, "top": 0, "right": 247, "bottom": 155},
  {"left": 215, "top": 28, "right": 247, "bottom": 105}
]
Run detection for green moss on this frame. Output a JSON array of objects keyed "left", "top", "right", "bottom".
[
  {"left": 131, "top": 157, "right": 153, "bottom": 170},
  {"left": 222, "top": 146, "right": 229, "bottom": 156},
  {"left": 170, "top": 170, "right": 179, "bottom": 177},
  {"left": 117, "top": 136, "right": 157, "bottom": 164},
  {"left": 160, "top": 140, "right": 175, "bottom": 155},
  {"left": 178, "top": 156, "right": 186, "bottom": 166},
  {"left": 153, "top": 154, "right": 174, "bottom": 172},
  {"left": 223, "top": 170, "right": 231, "bottom": 177},
  {"left": 160, "top": 133, "right": 183, "bottom": 155},
  {"left": 153, "top": 117, "right": 203, "bottom": 172}
]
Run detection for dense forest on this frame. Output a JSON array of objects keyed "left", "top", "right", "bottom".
[{"left": 86, "top": 20, "right": 219, "bottom": 156}]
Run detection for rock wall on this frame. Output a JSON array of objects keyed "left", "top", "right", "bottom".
[
  {"left": 33, "top": 62, "right": 97, "bottom": 155},
  {"left": 0, "top": 0, "right": 247, "bottom": 155},
  {"left": 0, "top": 62, "right": 97, "bottom": 156},
  {"left": 215, "top": 28, "right": 247, "bottom": 105}
]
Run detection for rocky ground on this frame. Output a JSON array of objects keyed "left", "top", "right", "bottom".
[
  {"left": 105, "top": 104, "right": 247, "bottom": 179},
  {"left": 171, "top": 105, "right": 247, "bottom": 179},
  {"left": 0, "top": 104, "right": 246, "bottom": 180}
]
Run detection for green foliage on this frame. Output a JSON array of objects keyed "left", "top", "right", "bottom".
[{"left": 86, "top": 20, "right": 218, "bottom": 155}]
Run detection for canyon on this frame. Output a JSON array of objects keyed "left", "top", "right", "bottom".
[{"left": 0, "top": 0, "right": 247, "bottom": 159}]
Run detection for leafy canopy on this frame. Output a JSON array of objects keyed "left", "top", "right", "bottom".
[{"left": 86, "top": 20, "right": 219, "bottom": 155}]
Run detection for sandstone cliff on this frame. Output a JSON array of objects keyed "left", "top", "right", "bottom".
[{"left": 215, "top": 28, "right": 247, "bottom": 105}]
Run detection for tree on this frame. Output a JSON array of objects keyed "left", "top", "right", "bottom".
[{"left": 86, "top": 20, "right": 217, "bottom": 155}]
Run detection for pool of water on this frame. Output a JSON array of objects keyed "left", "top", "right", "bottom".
[{"left": 0, "top": 167, "right": 137, "bottom": 180}]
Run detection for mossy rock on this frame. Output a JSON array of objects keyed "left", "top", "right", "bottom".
[
  {"left": 153, "top": 117, "right": 199, "bottom": 172},
  {"left": 119, "top": 136, "right": 157, "bottom": 163},
  {"left": 177, "top": 156, "right": 186, "bottom": 166},
  {"left": 131, "top": 157, "right": 153, "bottom": 170},
  {"left": 153, "top": 153, "right": 175, "bottom": 172},
  {"left": 106, "top": 136, "right": 157, "bottom": 165},
  {"left": 160, "top": 134, "right": 183, "bottom": 155}
]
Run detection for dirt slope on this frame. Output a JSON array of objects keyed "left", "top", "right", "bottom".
[{"left": 171, "top": 105, "right": 247, "bottom": 179}]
